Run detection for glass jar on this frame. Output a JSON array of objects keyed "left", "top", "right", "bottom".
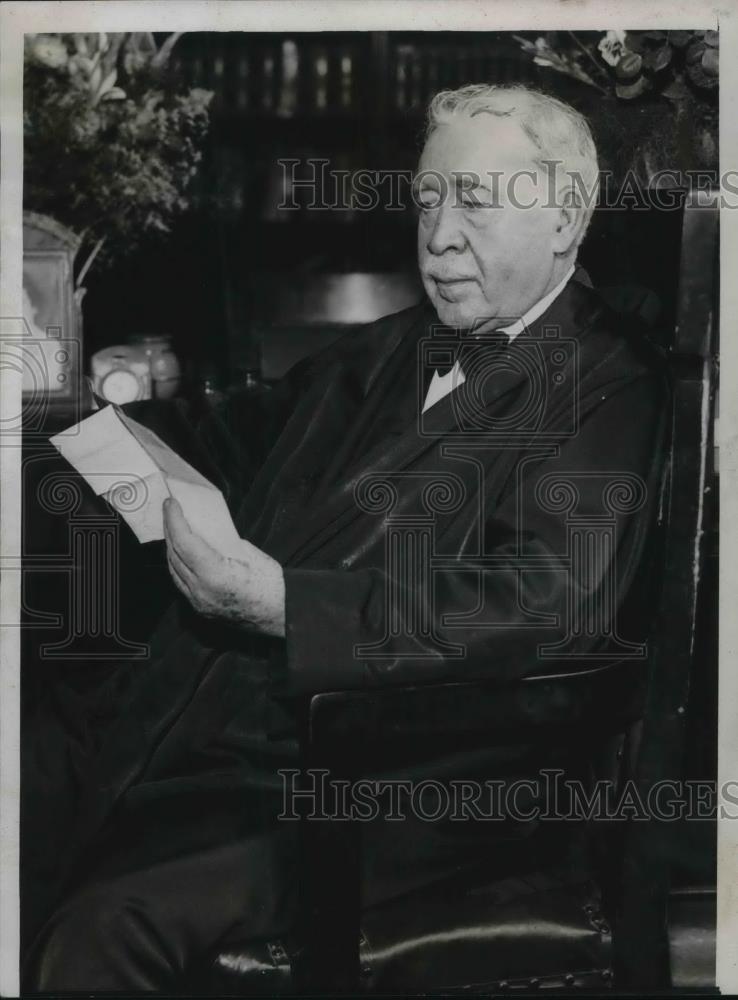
[
  {"left": 91, "top": 344, "right": 152, "bottom": 403},
  {"left": 130, "top": 334, "right": 182, "bottom": 400}
]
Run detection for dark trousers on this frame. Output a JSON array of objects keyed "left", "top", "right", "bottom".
[{"left": 27, "top": 831, "right": 297, "bottom": 993}]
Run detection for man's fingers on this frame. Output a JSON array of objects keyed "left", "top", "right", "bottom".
[
  {"left": 167, "top": 551, "right": 194, "bottom": 599},
  {"left": 167, "top": 543, "right": 196, "bottom": 588}
]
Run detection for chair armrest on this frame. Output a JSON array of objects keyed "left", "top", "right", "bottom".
[{"left": 304, "top": 657, "right": 647, "bottom": 765}]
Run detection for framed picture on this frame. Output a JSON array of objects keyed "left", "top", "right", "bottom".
[{"left": 20, "top": 212, "right": 84, "bottom": 425}]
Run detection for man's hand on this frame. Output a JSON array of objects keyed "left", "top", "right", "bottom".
[{"left": 163, "top": 497, "right": 286, "bottom": 638}]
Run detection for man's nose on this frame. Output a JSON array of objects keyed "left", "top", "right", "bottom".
[{"left": 425, "top": 203, "right": 466, "bottom": 255}]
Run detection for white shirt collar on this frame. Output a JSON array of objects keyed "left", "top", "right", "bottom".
[
  {"left": 496, "top": 263, "right": 576, "bottom": 342},
  {"left": 422, "top": 264, "right": 577, "bottom": 414}
]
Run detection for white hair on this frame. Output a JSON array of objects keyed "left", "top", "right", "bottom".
[{"left": 425, "top": 84, "right": 600, "bottom": 239}]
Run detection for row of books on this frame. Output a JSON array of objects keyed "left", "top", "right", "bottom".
[
  {"left": 172, "top": 39, "right": 533, "bottom": 116},
  {"left": 172, "top": 40, "right": 358, "bottom": 115}
]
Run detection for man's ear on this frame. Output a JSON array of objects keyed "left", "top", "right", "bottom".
[{"left": 551, "top": 187, "right": 586, "bottom": 255}]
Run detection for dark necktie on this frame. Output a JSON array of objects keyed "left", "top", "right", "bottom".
[{"left": 423, "top": 329, "right": 510, "bottom": 400}]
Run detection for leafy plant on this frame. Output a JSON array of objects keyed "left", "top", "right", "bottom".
[
  {"left": 24, "top": 32, "right": 214, "bottom": 281},
  {"left": 515, "top": 29, "right": 718, "bottom": 102}
]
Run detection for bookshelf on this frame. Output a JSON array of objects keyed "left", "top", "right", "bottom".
[
  {"left": 172, "top": 32, "right": 539, "bottom": 224},
  {"left": 171, "top": 32, "right": 537, "bottom": 122}
]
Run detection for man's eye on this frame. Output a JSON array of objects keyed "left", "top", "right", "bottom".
[{"left": 415, "top": 187, "right": 441, "bottom": 212}]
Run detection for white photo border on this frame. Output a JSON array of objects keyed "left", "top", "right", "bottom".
[{"left": 1, "top": 1, "right": 734, "bottom": 994}]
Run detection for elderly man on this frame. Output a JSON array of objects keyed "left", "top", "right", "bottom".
[{"left": 28, "top": 84, "right": 666, "bottom": 991}]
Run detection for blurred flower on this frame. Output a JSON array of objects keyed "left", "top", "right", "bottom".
[
  {"left": 29, "top": 35, "right": 68, "bottom": 69},
  {"left": 24, "top": 31, "right": 213, "bottom": 274},
  {"left": 532, "top": 37, "right": 555, "bottom": 67},
  {"left": 598, "top": 30, "right": 628, "bottom": 67}
]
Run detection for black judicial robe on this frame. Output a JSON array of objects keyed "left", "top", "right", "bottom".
[{"left": 22, "top": 275, "right": 668, "bottom": 954}]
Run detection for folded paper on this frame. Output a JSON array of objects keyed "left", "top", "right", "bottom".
[{"left": 50, "top": 405, "right": 241, "bottom": 551}]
